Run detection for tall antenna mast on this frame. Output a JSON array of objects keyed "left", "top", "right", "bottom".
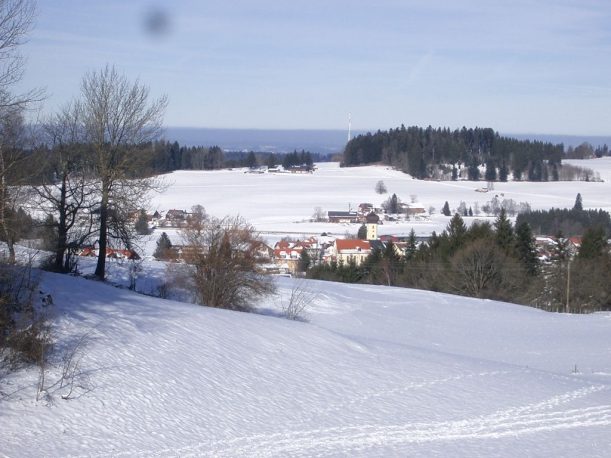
[{"left": 348, "top": 113, "right": 352, "bottom": 142}]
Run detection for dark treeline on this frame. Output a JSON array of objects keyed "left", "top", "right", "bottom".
[
  {"left": 516, "top": 209, "right": 611, "bottom": 238},
  {"left": 133, "top": 140, "right": 328, "bottom": 175},
  {"left": 342, "top": 125, "right": 565, "bottom": 181},
  {"left": 18, "top": 141, "right": 330, "bottom": 185},
  {"left": 308, "top": 211, "right": 611, "bottom": 313},
  {"left": 565, "top": 142, "right": 610, "bottom": 159},
  {"left": 516, "top": 193, "right": 611, "bottom": 237}
]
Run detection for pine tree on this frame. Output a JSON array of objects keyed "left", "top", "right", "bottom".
[
  {"left": 573, "top": 193, "right": 583, "bottom": 211},
  {"left": 578, "top": 226, "right": 607, "bottom": 259},
  {"left": 499, "top": 161, "right": 508, "bottom": 182},
  {"left": 406, "top": 228, "right": 417, "bottom": 259},
  {"left": 515, "top": 221, "right": 538, "bottom": 275},
  {"left": 468, "top": 159, "right": 480, "bottom": 181},
  {"left": 135, "top": 209, "right": 149, "bottom": 235},
  {"left": 357, "top": 224, "right": 367, "bottom": 240},
  {"left": 494, "top": 208, "right": 514, "bottom": 252},
  {"left": 552, "top": 231, "right": 570, "bottom": 262},
  {"left": 298, "top": 249, "right": 311, "bottom": 272},
  {"left": 485, "top": 159, "right": 497, "bottom": 181},
  {"left": 383, "top": 193, "right": 400, "bottom": 214},
  {"left": 381, "top": 240, "right": 401, "bottom": 286},
  {"left": 266, "top": 153, "right": 277, "bottom": 168},
  {"left": 154, "top": 232, "right": 172, "bottom": 259},
  {"left": 246, "top": 151, "right": 258, "bottom": 169},
  {"left": 442, "top": 201, "right": 451, "bottom": 216},
  {"left": 447, "top": 214, "right": 467, "bottom": 249}
]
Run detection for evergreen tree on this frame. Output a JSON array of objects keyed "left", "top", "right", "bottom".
[
  {"left": 494, "top": 208, "right": 514, "bottom": 252},
  {"left": 551, "top": 163, "right": 559, "bottom": 181},
  {"left": 154, "top": 232, "right": 173, "bottom": 259},
  {"left": 485, "top": 159, "right": 497, "bottom": 181},
  {"left": 381, "top": 240, "right": 401, "bottom": 286},
  {"left": 447, "top": 214, "right": 467, "bottom": 249},
  {"left": 266, "top": 153, "right": 277, "bottom": 168},
  {"left": 574, "top": 193, "right": 583, "bottom": 211},
  {"left": 406, "top": 228, "right": 417, "bottom": 259},
  {"left": 246, "top": 151, "right": 258, "bottom": 169},
  {"left": 357, "top": 224, "right": 367, "bottom": 240},
  {"left": 363, "top": 244, "right": 383, "bottom": 282},
  {"left": 515, "top": 221, "right": 538, "bottom": 275},
  {"left": 451, "top": 165, "right": 458, "bottom": 181},
  {"left": 552, "top": 231, "right": 570, "bottom": 262},
  {"left": 578, "top": 226, "right": 607, "bottom": 259},
  {"left": 499, "top": 161, "right": 508, "bottom": 182},
  {"left": 468, "top": 159, "right": 480, "bottom": 181},
  {"left": 383, "top": 193, "right": 400, "bottom": 214},
  {"left": 442, "top": 201, "right": 451, "bottom": 216},
  {"left": 135, "top": 209, "right": 149, "bottom": 235},
  {"left": 468, "top": 206, "right": 473, "bottom": 217},
  {"left": 298, "top": 249, "right": 311, "bottom": 272},
  {"left": 304, "top": 151, "right": 314, "bottom": 170}
]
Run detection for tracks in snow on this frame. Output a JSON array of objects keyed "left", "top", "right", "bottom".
[{"left": 108, "top": 385, "right": 610, "bottom": 457}]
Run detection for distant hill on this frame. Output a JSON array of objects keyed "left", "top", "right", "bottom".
[
  {"left": 162, "top": 127, "right": 365, "bottom": 154},
  {"left": 507, "top": 133, "right": 611, "bottom": 148},
  {"left": 161, "top": 127, "right": 611, "bottom": 157}
]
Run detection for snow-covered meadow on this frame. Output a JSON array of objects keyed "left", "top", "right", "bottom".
[
  {"left": 2, "top": 158, "right": 611, "bottom": 456},
  {"left": 146, "top": 158, "right": 611, "bottom": 249}
]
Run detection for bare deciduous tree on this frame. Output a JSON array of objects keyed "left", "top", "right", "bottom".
[
  {"left": 0, "top": 0, "right": 43, "bottom": 262},
  {"left": 312, "top": 206, "right": 326, "bottom": 222},
  {"left": 34, "top": 102, "right": 98, "bottom": 271},
  {"left": 375, "top": 180, "right": 387, "bottom": 194},
  {"left": 0, "top": 109, "right": 29, "bottom": 262},
  {"left": 78, "top": 65, "right": 167, "bottom": 280},
  {"left": 447, "top": 239, "right": 524, "bottom": 300},
  {"left": 181, "top": 215, "right": 275, "bottom": 311},
  {"left": 0, "top": 0, "right": 43, "bottom": 110}
]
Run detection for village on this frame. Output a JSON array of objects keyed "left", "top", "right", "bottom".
[{"left": 74, "top": 201, "right": 588, "bottom": 277}]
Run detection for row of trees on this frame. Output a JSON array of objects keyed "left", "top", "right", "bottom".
[
  {"left": 0, "top": 64, "right": 167, "bottom": 279},
  {"left": 309, "top": 211, "right": 611, "bottom": 313},
  {"left": 516, "top": 195, "right": 611, "bottom": 237},
  {"left": 566, "top": 142, "right": 610, "bottom": 159},
  {"left": 342, "top": 125, "right": 565, "bottom": 181},
  {"left": 1, "top": 0, "right": 51, "bottom": 368},
  {"left": 105, "top": 140, "right": 323, "bottom": 177}
]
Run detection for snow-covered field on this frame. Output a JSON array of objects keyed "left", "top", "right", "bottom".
[
  {"left": 2, "top": 272, "right": 610, "bottom": 457},
  {"left": 2, "top": 158, "right": 611, "bottom": 456},
  {"left": 148, "top": 158, "right": 611, "bottom": 246}
]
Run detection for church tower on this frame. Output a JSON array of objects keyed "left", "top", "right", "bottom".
[{"left": 365, "top": 212, "right": 380, "bottom": 240}]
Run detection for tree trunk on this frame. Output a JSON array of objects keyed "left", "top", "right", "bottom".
[
  {"left": 55, "top": 174, "right": 68, "bottom": 270},
  {"left": 94, "top": 180, "right": 109, "bottom": 280},
  {"left": 0, "top": 147, "right": 15, "bottom": 263}
]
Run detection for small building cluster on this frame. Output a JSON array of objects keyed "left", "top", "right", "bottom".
[
  {"left": 269, "top": 217, "right": 426, "bottom": 274},
  {"left": 534, "top": 235, "right": 582, "bottom": 262},
  {"left": 79, "top": 247, "right": 140, "bottom": 260},
  {"left": 128, "top": 209, "right": 202, "bottom": 228},
  {"left": 327, "top": 200, "right": 428, "bottom": 225}
]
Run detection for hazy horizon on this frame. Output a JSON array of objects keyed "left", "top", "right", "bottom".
[{"left": 163, "top": 126, "right": 611, "bottom": 153}]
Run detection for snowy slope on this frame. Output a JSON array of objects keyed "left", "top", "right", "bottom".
[{"left": 2, "top": 274, "right": 610, "bottom": 457}]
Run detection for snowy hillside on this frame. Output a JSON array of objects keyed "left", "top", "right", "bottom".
[{"left": 3, "top": 273, "right": 610, "bottom": 457}]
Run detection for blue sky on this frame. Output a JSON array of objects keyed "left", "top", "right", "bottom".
[{"left": 16, "top": 0, "right": 611, "bottom": 134}]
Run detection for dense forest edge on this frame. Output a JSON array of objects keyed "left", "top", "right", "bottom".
[{"left": 342, "top": 125, "right": 608, "bottom": 181}]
